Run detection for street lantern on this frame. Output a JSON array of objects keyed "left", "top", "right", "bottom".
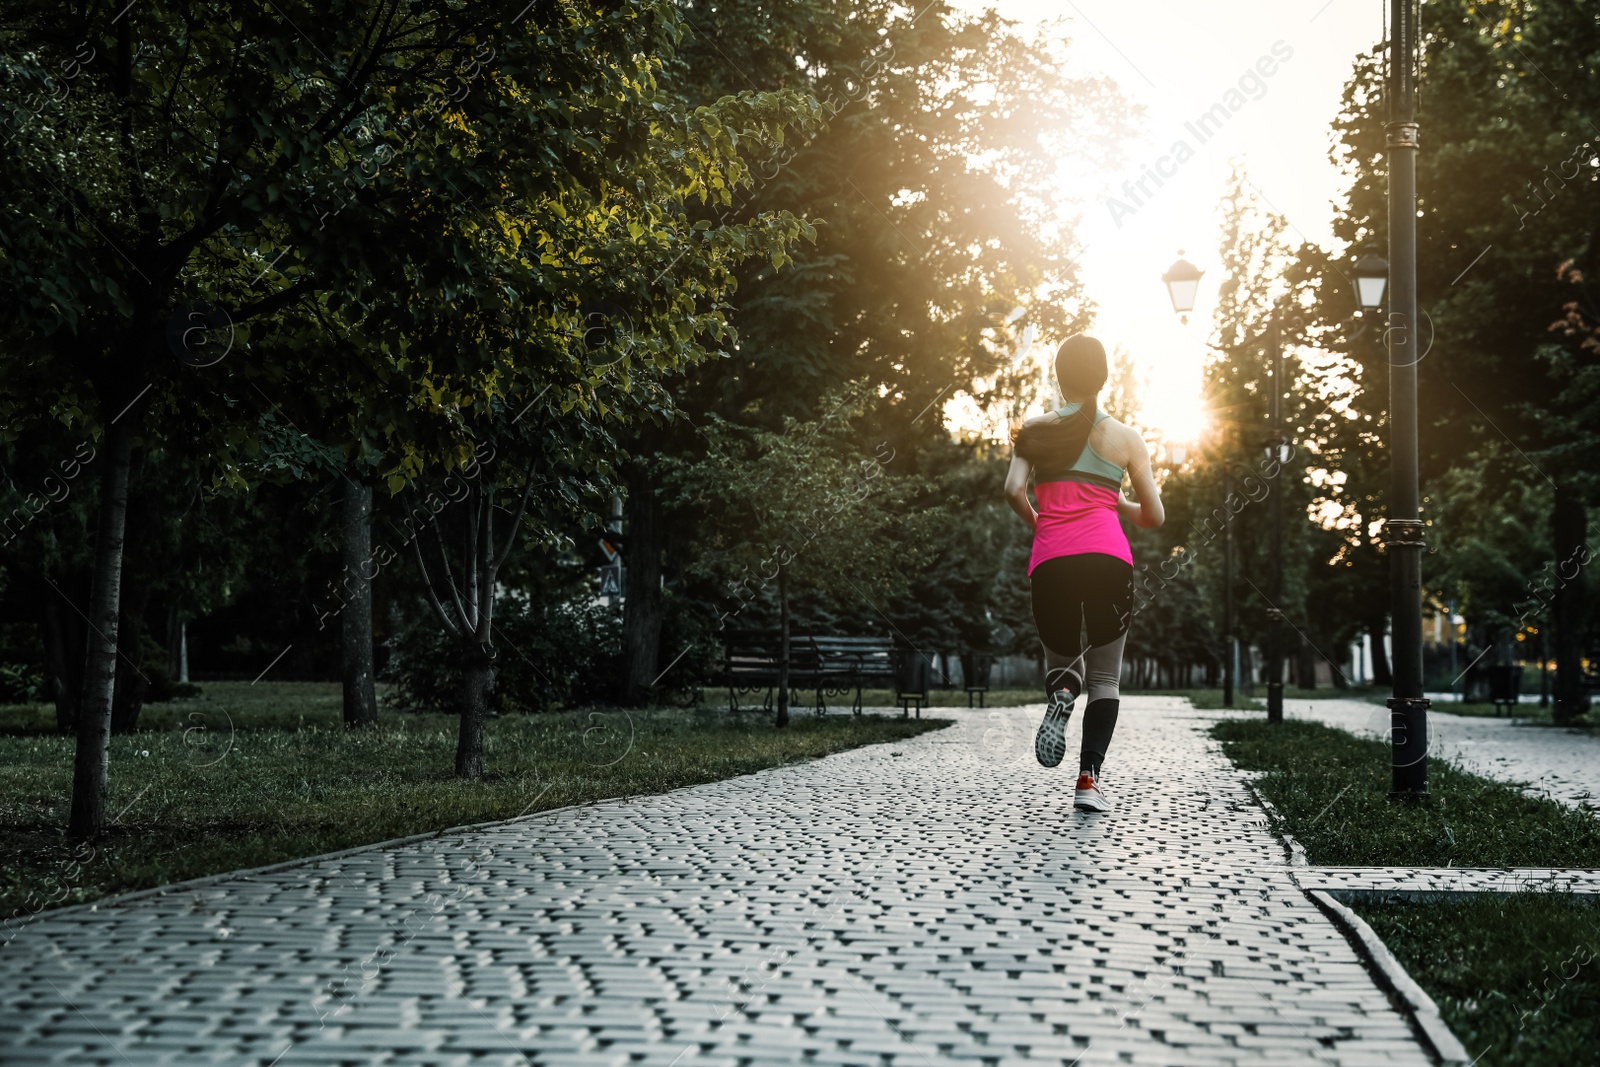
[
  {"left": 1161, "top": 253, "right": 1205, "bottom": 323},
  {"left": 1166, "top": 442, "right": 1188, "bottom": 467},
  {"left": 1353, "top": 249, "right": 1389, "bottom": 311}
]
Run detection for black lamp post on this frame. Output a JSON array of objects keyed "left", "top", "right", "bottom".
[
  {"left": 1162, "top": 255, "right": 1242, "bottom": 709},
  {"left": 1380, "top": 0, "right": 1430, "bottom": 801},
  {"left": 1262, "top": 304, "right": 1290, "bottom": 724}
]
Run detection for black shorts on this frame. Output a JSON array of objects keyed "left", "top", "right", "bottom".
[{"left": 1029, "top": 552, "right": 1133, "bottom": 656}]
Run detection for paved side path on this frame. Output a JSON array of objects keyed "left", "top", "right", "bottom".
[
  {"left": 1284, "top": 698, "right": 1600, "bottom": 814},
  {"left": 1296, "top": 867, "right": 1600, "bottom": 896},
  {"left": 1, "top": 700, "right": 1432, "bottom": 1067}
]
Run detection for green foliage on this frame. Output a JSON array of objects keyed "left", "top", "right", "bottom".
[
  {"left": 1321, "top": 0, "right": 1600, "bottom": 649},
  {"left": 671, "top": 389, "right": 935, "bottom": 636},
  {"left": 383, "top": 595, "right": 623, "bottom": 713},
  {"left": 0, "top": 663, "right": 43, "bottom": 704}
]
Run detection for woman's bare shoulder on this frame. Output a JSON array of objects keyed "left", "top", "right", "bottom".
[
  {"left": 1100, "top": 414, "right": 1145, "bottom": 443},
  {"left": 1094, "top": 416, "right": 1148, "bottom": 461}
]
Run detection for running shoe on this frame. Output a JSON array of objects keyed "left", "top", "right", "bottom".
[
  {"left": 1074, "top": 772, "right": 1111, "bottom": 813},
  {"left": 1034, "top": 689, "right": 1073, "bottom": 767}
]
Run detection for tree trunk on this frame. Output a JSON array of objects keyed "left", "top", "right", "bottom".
[
  {"left": 340, "top": 475, "right": 378, "bottom": 728},
  {"left": 110, "top": 578, "right": 151, "bottom": 734},
  {"left": 1330, "top": 644, "right": 1350, "bottom": 690},
  {"left": 41, "top": 584, "right": 86, "bottom": 735},
  {"left": 1367, "top": 616, "right": 1392, "bottom": 687},
  {"left": 164, "top": 602, "right": 181, "bottom": 680},
  {"left": 1297, "top": 632, "right": 1318, "bottom": 691},
  {"left": 69, "top": 421, "right": 134, "bottom": 840},
  {"left": 1551, "top": 493, "right": 1589, "bottom": 725},
  {"left": 1540, "top": 628, "right": 1551, "bottom": 707},
  {"left": 776, "top": 564, "right": 790, "bottom": 729},
  {"left": 621, "top": 465, "right": 664, "bottom": 705},
  {"left": 455, "top": 647, "right": 492, "bottom": 777}
]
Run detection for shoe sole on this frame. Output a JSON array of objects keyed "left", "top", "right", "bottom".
[
  {"left": 1074, "top": 792, "right": 1110, "bottom": 813},
  {"left": 1035, "top": 710, "right": 1068, "bottom": 767}
]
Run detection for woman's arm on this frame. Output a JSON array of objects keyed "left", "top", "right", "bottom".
[
  {"left": 1004, "top": 452, "right": 1037, "bottom": 530},
  {"left": 1121, "top": 430, "right": 1165, "bottom": 529}
]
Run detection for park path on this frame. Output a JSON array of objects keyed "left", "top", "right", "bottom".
[
  {"left": 1, "top": 699, "right": 1433, "bottom": 1067},
  {"left": 1283, "top": 697, "right": 1600, "bottom": 814}
]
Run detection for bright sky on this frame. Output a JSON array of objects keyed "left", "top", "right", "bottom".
[{"left": 945, "top": 0, "right": 1382, "bottom": 444}]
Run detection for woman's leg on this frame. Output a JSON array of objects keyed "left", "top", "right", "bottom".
[
  {"left": 1030, "top": 556, "right": 1090, "bottom": 768},
  {"left": 1030, "top": 556, "right": 1088, "bottom": 700},
  {"left": 1077, "top": 556, "right": 1134, "bottom": 775}
]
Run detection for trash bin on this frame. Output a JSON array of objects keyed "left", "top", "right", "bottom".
[
  {"left": 960, "top": 652, "right": 994, "bottom": 708},
  {"left": 1486, "top": 664, "right": 1523, "bottom": 715},
  {"left": 892, "top": 650, "right": 930, "bottom": 718}
]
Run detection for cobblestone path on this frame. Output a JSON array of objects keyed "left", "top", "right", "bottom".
[
  {"left": 1, "top": 699, "right": 1433, "bottom": 1067},
  {"left": 1285, "top": 697, "right": 1600, "bottom": 814}
]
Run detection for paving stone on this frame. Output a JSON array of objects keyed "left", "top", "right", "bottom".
[{"left": 1, "top": 700, "right": 1437, "bottom": 1066}]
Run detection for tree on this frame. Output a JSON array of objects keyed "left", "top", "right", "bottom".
[
  {"left": 0, "top": 0, "right": 810, "bottom": 832},
  {"left": 676, "top": 396, "right": 934, "bottom": 727},
  {"left": 1326, "top": 5, "right": 1600, "bottom": 719},
  {"left": 613, "top": 1, "right": 1130, "bottom": 697}
]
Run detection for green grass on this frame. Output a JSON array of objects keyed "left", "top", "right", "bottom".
[
  {"left": 1130, "top": 687, "right": 1259, "bottom": 710},
  {"left": 1348, "top": 895, "right": 1600, "bottom": 1067},
  {"left": 1427, "top": 701, "right": 1596, "bottom": 729},
  {"left": 1210, "top": 718, "right": 1600, "bottom": 868},
  {"left": 0, "top": 680, "right": 354, "bottom": 735},
  {"left": 1279, "top": 684, "right": 1388, "bottom": 702},
  {"left": 0, "top": 683, "right": 948, "bottom": 920},
  {"left": 848, "top": 688, "right": 1044, "bottom": 708}
]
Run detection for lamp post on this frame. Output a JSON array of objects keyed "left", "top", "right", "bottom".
[
  {"left": 1379, "top": 0, "right": 1430, "bottom": 800},
  {"left": 1263, "top": 304, "right": 1287, "bottom": 723},
  {"left": 1162, "top": 255, "right": 1241, "bottom": 708}
]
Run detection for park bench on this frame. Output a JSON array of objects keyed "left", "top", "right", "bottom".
[
  {"left": 723, "top": 634, "right": 930, "bottom": 716},
  {"left": 723, "top": 633, "right": 821, "bottom": 713},
  {"left": 811, "top": 636, "right": 933, "bottom": 716}
]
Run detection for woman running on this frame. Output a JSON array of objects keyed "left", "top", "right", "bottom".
[{"left": 1005, "top": 334, "right": 1164, "bottom": 812}]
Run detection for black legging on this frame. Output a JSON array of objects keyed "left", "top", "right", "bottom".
[{"left": 1030, "top": 553, "right": 1132, "bottom": 774}]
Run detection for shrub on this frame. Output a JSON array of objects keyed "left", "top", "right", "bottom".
[
  {"left": 383, "top": 594, "right": 623, "bottom": 713},
  {"left": 0, "top": 662, "right": 43, "bottom": 704}
]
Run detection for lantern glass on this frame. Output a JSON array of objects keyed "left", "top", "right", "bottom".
[
  {"left": 1353, "top": 250, "right": 1389, "bottom": 310},
  {"left": 1356, "top": 274, "right": 1388, "bottom": 310},
  {"left": 1161, "top": 255, "right": 1205, "bottom": 316}
]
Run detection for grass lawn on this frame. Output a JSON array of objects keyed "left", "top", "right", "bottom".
[
  {"left": 0, "top": 682, "right": 948, "bottom": 921},
  {"left": 1348, "top": 895, "right": 1600, "bottom": 1067},
  {"left": 1131, "top": 687, "right": 1261, "bottom": 711},
  {"left": 1429, "top": 701, "right": 1596, "bottom": 729},
  {"left": 797, "top": 687, "right": 1045, "bottom": 709},
  {"left": 1210, "top": 718, "right": 1600, "bottom": 868}
]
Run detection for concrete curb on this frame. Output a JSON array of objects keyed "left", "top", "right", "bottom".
[
  {"left": 1246, "top": 783, "right": 1309, "bottom": 866},
  {"left": 1305, "top": 888, "right": 1471, "bottom": 1066}
]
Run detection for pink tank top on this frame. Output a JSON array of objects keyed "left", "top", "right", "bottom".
[{"left": 1028, "top": 481, "right": 1133, "bottom": 574}]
